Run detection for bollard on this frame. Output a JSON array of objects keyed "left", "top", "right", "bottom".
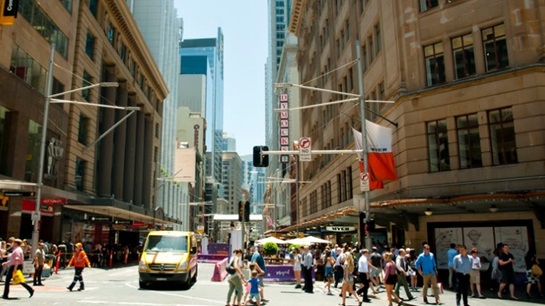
[
  {"left": 109, "top": 250, "right": 113, "bottom": 267},
  {"left": 55, "top": 251, "right": 61, "bottom": 274}
]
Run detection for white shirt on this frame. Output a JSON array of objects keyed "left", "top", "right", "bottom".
[
  {"left": 358, "top": 254, "right": 369, "bottom": 273},
  {"left": 471, "top": 256, "right": 480, "bottom": 270},
  {"left": 334, "top": 252, "right": 344, "bottom": 267}
]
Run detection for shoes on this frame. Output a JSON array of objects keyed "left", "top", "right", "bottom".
[
  {"left": 363, "top": 298, "right": 371, "bottom": 303},
  {"left": 423, "top": 299, "right": 429, "bottom": 304},
  {"left": 407, "top": 296, "right": 415, "bottom": 301},
  {"left": 2, "top": 295, "right": 8, "bottom": 300},
  {"left": 327, "top": 292, "right": 334, "bottom": 295},
  {"left": 261, "top": 299, "right": 269, "bottom": 303},
  {"left": 29, "top": 289, "right": 34, "bottom": 298},
  {"left": 78, "top": 288, "right": 85, "bottom": 291},
  {"left": 295, "top": 284, "right": 302, "bottom": 289},
  {"left": 478, "top": 296, "right": 485, "bottom": 299},
  {"left": 67, "top": 287, "right": 73, "bottom": 292}
]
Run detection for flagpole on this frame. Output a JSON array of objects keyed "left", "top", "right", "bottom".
[{"left": 355, "top": 41, "right": 372, "bottom": 251}]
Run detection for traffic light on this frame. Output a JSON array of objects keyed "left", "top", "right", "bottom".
[
  {"left": 244, "top": 201, "right": 250, "bottom": 222},
  {"left": 238, "top": 201, "right": 251, "bottom": 222},
  {"left": 366, "top": 218, "right": 376, "bottom": 231},
  {"left": 253, "top": 146, "right": 269, "bottom": 167}
]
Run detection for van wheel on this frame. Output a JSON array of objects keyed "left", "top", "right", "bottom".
[
  {"left": 191, "top": 266, "right": 198, "bottom": 283},
  {"left": 139, "top": 281, "right": 149, "bottom": 289}
]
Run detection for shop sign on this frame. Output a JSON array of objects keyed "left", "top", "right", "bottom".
[
  {"left": 326, "top": 226, "right": 355, "bottom": 232},
  {"left": 90, "top": 216, "right": 111, "bottom": 222},
  {"left": 22, "top": 199, "right": 55, "bottom": 216}
]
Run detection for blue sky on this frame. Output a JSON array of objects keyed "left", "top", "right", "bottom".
[{"left": 174, "top": 0, "right": 268, "bottom": 156}]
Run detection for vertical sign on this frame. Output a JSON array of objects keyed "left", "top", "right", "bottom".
[
  {"left": 0, "top": 0, "right": 19, "bottom": 25},
  {"left": 279, "top": 93, "right": 289, "bottom": 163}
]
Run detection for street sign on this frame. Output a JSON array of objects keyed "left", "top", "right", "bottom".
[
  {"left": 3, "top": 191, "right": 35, "bottom": 197},
  {"left": 197, "top": 225, "right": 205, "bottom": 234},
  {"left": 90, "top": 216, "right": 112, "bottom": 222},
  {"left": 360, "top": 172, "right": 370, "bottom": 192},
  {"left": 31, "top": 210, "right": 40, "bottom": 222},
  {"left": 113, "top": 220, "right": 131, "bottom": 225},
  {"left": 299, "top": 137, "right": 312, "bottom": 161}
]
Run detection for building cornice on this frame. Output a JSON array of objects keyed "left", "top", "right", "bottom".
[{"left": 289, "top": 0, "right": 306, "bottom": 34}]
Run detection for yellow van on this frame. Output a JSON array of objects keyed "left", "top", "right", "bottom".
[{"left": 138, "top": 231, "right": 198, "bottom": 289}]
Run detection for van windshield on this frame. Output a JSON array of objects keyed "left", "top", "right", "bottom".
[{"left": 145, "top": 236, "right": 188, "bottom": 252}]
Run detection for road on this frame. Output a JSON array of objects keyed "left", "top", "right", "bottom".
[{"left": 0, "top": 263, "right": 543, "bottom": 306}]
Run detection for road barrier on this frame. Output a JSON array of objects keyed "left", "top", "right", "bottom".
[{"left": 211, "top": 257, "right": 228, "bottom": 282}]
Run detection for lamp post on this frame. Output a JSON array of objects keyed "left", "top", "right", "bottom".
[{"left": 32, "top": 43, "right": 123, "bottom": 254}]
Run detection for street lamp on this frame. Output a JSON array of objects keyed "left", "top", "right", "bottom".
[{"left": 32, "top": 43, "right": 126, "bottom": 254}]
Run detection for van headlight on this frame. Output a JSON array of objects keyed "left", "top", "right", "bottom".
[
  {"left": 139, "top": 260, "right": 147, "bottom": 270},
  {"left": 177, "top": 261, "right": 188, "bottom": 271}
]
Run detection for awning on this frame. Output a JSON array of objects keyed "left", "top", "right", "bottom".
[{"left": 64, "top": 198, "right": 179, "bottom": 225}]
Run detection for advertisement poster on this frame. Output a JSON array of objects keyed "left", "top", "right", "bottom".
[
  {"left": 435, "top": 228, "right": 463, "bottom": 269},
  {"left": 463, "top": 227, "right": 495, "bottom": 260},
  {"left": 494, "top": 226, "right": 528, "bottom": 272}
]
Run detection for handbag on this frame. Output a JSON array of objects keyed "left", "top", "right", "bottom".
[
  {"left": 531, "top": 264, "right": 543, "bottom": 277},
  {"left": 225, "top": 258, "right": 236, "bottom": 275},
  {"left": 12, "top": 269, "right": 26, "bottom": 285}
]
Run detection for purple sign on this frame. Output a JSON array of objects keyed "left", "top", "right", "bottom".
[
  {"left": 263, "top": 265, "right": 314, "bottom": 282},
  {"left": 208, "top": 243, "right": 229, "bottom": 255}
]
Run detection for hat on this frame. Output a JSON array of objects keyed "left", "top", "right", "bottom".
[
  {"left": 14, "top": 239, "right": 23, "bottom": 245},
  {"left": 75, "top": 242, "right": 83, "bottom": 248}
]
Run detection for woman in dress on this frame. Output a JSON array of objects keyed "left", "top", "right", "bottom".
[
  {"left": 293, "top": 248, "right": 302, "bottom": 289},
  {"left": 525, "top": 250, "right": 543, "bottom": 298},
  {"left": 383, "top": 252, "right": 403, "bottom": 306},
  {"left": 226, "top": 249, "right": 247, "bottom": 306},
  {"left": 323, "top": 248, "right": 335, "bottom": 295},
  {"left": 340, "top": 250, "right": 362, "bottom": 306}
]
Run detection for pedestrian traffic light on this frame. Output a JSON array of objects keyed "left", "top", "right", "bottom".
[
  {"left": 244, "top": 201, "right": 250, "bottom": 222},
  {"left": 253, "top": 146, "right": 269, "bottom": 167},
  {"left": 238, "top": 201, "right": 251, "bottom": 222},
  {"left": 366, "top": 218, "right": 376, "bottom": 231}
]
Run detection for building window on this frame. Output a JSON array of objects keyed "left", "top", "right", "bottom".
[
  {"left": 75, "top": 158, "right": 85, "bottom": 191},
  {"left": 78, "top": 114, "right": 88, "bottom": 145},
  {"left": 375, "top": 23, "right": 381, "bottom": 53},
  {"left": 427, "top": 119, "right": 450, "bottom": 172},
  {"left": 456, "top": 114, "right": 482, "bottom": 169},
  {"left": 85, "top": 31, "right": 95, "bottom": 60},
  {"left": 107, "top": 25, "right": 115, "bottom": 46},
  {"left": 346, "top": 167, "right": 353, "bottom": 200},
  {"left": 10, "top": 45, "right": 47, "bottom": 93},
  {"left": 368, "top": 36, "right": 374, "bottom": 62},
  {"left": 18, "top": 0, "right": 69, "bottom": 58},
  {"left": 362, "top": 44, "right": 368, "bottom": 70},
  {"left": 420, "top": 0, "right": 439, "bottom": 12},
  {"left": 424, "top": 42, "right": 446, "bottom": 86},
  {"left": 25, "top": 120, "right": 42, "bottom": 182},
  {"left": 488, "top": 108, "right": 517, "bottom": 165},
  {"left": 0, "top": 107, "right": 10, "bottom": 176},
  {"left": 120, "top": 43, "right": 126, "bottom": 62},
  {"left": 82, "top": 71, "right": 92, "bottom": 101},
  {"left": 59, "top": 0, "right": 72, "bottom": 12},
  {"left": 337, "top": 173, "right": 343, "bottom": 203},
  {"left": 88, "top": 0, "right": 98, "bottom": 16},
  {"left": 452, "top": 34, "right": 476, "bottom": 79},
  {"left": 482, "top": 24, "right": 508, "bottom": 72}
]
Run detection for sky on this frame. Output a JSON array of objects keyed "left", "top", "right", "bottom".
[{"left": 174, "top": 0, "right": 268, "bottom": 157}]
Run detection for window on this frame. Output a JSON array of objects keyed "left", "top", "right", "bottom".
[
  {"left": 89, "top": 0, "right": 98, "bottom": 16},
  {"left": 107, "top": 24, "right": 116, "bottom": 46},
  {"left": 345, "top": 20, "right": 350, "bottom": 40},
  {"left": 420, "top": 0, "right": 439, "bottom": 12},
  {"left": 0, "top": 106, "right": 11, "bottom": 175},
  {"left": 120, "top": 43, "right": 126, "bottom": 62},
  {"left": 25, "top": 120, "right": 42, "bottom": 182},
  {"left": 362, "top": 44, "right": 368, "bottom": 70},
  {"left": 427, "top": 119, "right": 450, "bottom": 172},
  {"left": 424, "top": 42, "right": 446, "bottom": 86},
  {"left": 337, "top": 173, "right": 343, "bottom": 203},
  {"left": 375, "top": 23, "right": 381, "bottom": 53},
  {"left": 482, "top": 24, "right": 508, "bottom": 72},
  {"left": 78, "top": 114, "right": 88, "bottom": 145},
  {"left": 59, "top": 0, "right": 72, "bottom": 12},
  {"left": 346, "top": 167, "right": 353, "bottom": 200},
  {"left": 368, "top": 36, "right": 374, "bottom": 62},
  {"left": 10, "top": 45, "right": 47, "bottom": 93},
  {"left": 488, "top": 108, "right": 517, "bottom": 165},
  {"left": 75, "top": 158, "right": 85, "bottom": 191},
  {"left": 85, "top": 31, "right": 95, "bottom": 60},
  {"left": 452, "top": 34, "right": 475, "bottom": 79},
  {"left": 82, "top": 71, "right": 91, "bottom": 101},
  {"left": 456, "top": 114, "right": 482, "bottom": 169}
]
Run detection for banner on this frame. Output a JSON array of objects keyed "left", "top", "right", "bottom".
[{"left": 0, "top": 0, "right": 19, "bottom": 25}]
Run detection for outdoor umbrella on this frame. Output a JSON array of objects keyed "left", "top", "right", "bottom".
[{"left": 256, "top": 236, "right": 288, "bottom": 245}]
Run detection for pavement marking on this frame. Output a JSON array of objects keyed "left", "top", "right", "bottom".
[{"left": 125, "top": 282, "right": 224, "bottom": 305}]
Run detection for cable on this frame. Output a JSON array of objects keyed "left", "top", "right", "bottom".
[{"left": 301, "top": 59, "right": 358, "bottom": 86}]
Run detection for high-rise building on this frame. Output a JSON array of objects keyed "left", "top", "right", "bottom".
[
  {"left": 288, "top": 0, "right": 545, "bottom": 256},
  {"left": 129, "top": 0, "right": 188, "bottom": 229},
  {"left": 222, "top": 132, "right": 237, "bottom": 151},
  {"left": 222, "top": 152, "right": 242, "bottom": 216},
  {"left": 0, "top": 1, "right": 172, "bottom": 243}
]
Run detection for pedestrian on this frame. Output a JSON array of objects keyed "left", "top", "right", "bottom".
[
  {"left": 302, "top": 245, "right": 314, "bottom": 293},
  {"left": 406, "top": 249, "right": 418, "bottom": 292},
  {"left": 356, "top": 249, "right": 372, "bottom": 302},
  {"left": 383, "top": 252, "right": 403, "bottom": 306},
  {"left": 226, "top": 249, "right": 246, "bottom": 306},
  {"left": 0, "top": 240, "right": 7, "bottom": 282},
  {"left": 497, "top": 244, "right": 518, "bottom": 300},
  {"left": 242, "top": 270, "right": 262, "bottom": 306},
  {"left": 33, "top": 242, "right": 45, "bottom": 286},
  {"left": 447, "top": 243, "right": 458, "bottom": 289},
  {"left": 469, "top": 247, "right": 484, "bottom": 298},
  {"left": 66, "top": 242, "right": 91, "bottom": 291},
  {"left": 2, "top": 239, "right": 34, "bottom": 299},
  {"left": 415, "top": 244, "right": 441, "bottom": 305},
  {"left": 453, "top": 245, "right": 471, "bottom": 306},
  {"left": 292, "top": 248, "right": 302, "bottom": 289},
  {"left": 333, "top": 247, "right": 344, "bottom": 288},
  {"left": 395, "top": 248, "right": 415, "bottom": 301},
  {"left": 369, "top": 246, "right": 383, "bottom": 288},
  {"left": 524, "top": 249, "right": 543, "bottom": 298},
  {"left": 250, "top": 246, "right": 269, "bottom": 303},
  {"left": 324, "top": 248, "right": 335, "bottom": 295},
  {"left": 340, "top": 251, "right": 362, "bottom": 306},
  {"left": 489, "top": 248, "right": 501, "bottom": 292}
]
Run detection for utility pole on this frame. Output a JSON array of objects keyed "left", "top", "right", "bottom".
[{"left": 355, "top": 40, "right": 372, "bottom": 251}]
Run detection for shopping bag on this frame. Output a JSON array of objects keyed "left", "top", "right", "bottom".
[{"left": 12, "top": 269, "right": 26, "bottom": 285}]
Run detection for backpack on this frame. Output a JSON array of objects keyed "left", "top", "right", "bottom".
[{"left": 226, "top": 257, "right": 237, "bottom": 274}]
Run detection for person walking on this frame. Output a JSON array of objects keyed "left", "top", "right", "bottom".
[
  {"left": 251, "top": 246, "right": 269, "bottom": 303},
  {"left": 497, "top": 244, "right": 518, "bottom": 300},
  {"left": 333, "top": 247, "right": 344, "bottom": 288},
  {"left": 447, "top": 243, "right": 458, "bottom": 289},
  {"left": 33, "top": 242, "right": 45, "bottom": 286},
  {"left": 356, "top": 249, "right": 371, "bottom": 302},
  {"left": 66, "top": 242, "right": 91, "bottom": 291},
  {"left": 302, "top": 245, "right": 314, "bottom": 293},
  {"left": 383, "top": 252, "right": 403, "bottom": 306},
  {"left": 2, "top": 239, "right": 34, "bottom": 299},
  {"left": 415, "top": 244, "right": 441, "bottom": 305},
  {"left": 469, "top": 248, "right": 484, "bottom": 298},
  {"left": 340, "top": 251, "right": 362, "bottom": 306},
  {"left": 292, "top": 247, "right": 302, "bottom": 289},
  {"left": 525, "top": 250, "right": 543, "bottom": 298},
  {"left": 226, "top": 249, "right": 246, "bottom": 306},
  {"left": 324, "top": 248, "right": 335, "bottom": 295},
  {"left": 370, "top": 247, "right": 383, "bottom": 288},
  {"left": 0, "top": 240, "right": 7, "bottom": 282},
  {"left": 395, "top": 248, "right": 415, "bottom": 301},
  {"left": 453, "top": 245, "right": 471, "bottom": 306}
]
